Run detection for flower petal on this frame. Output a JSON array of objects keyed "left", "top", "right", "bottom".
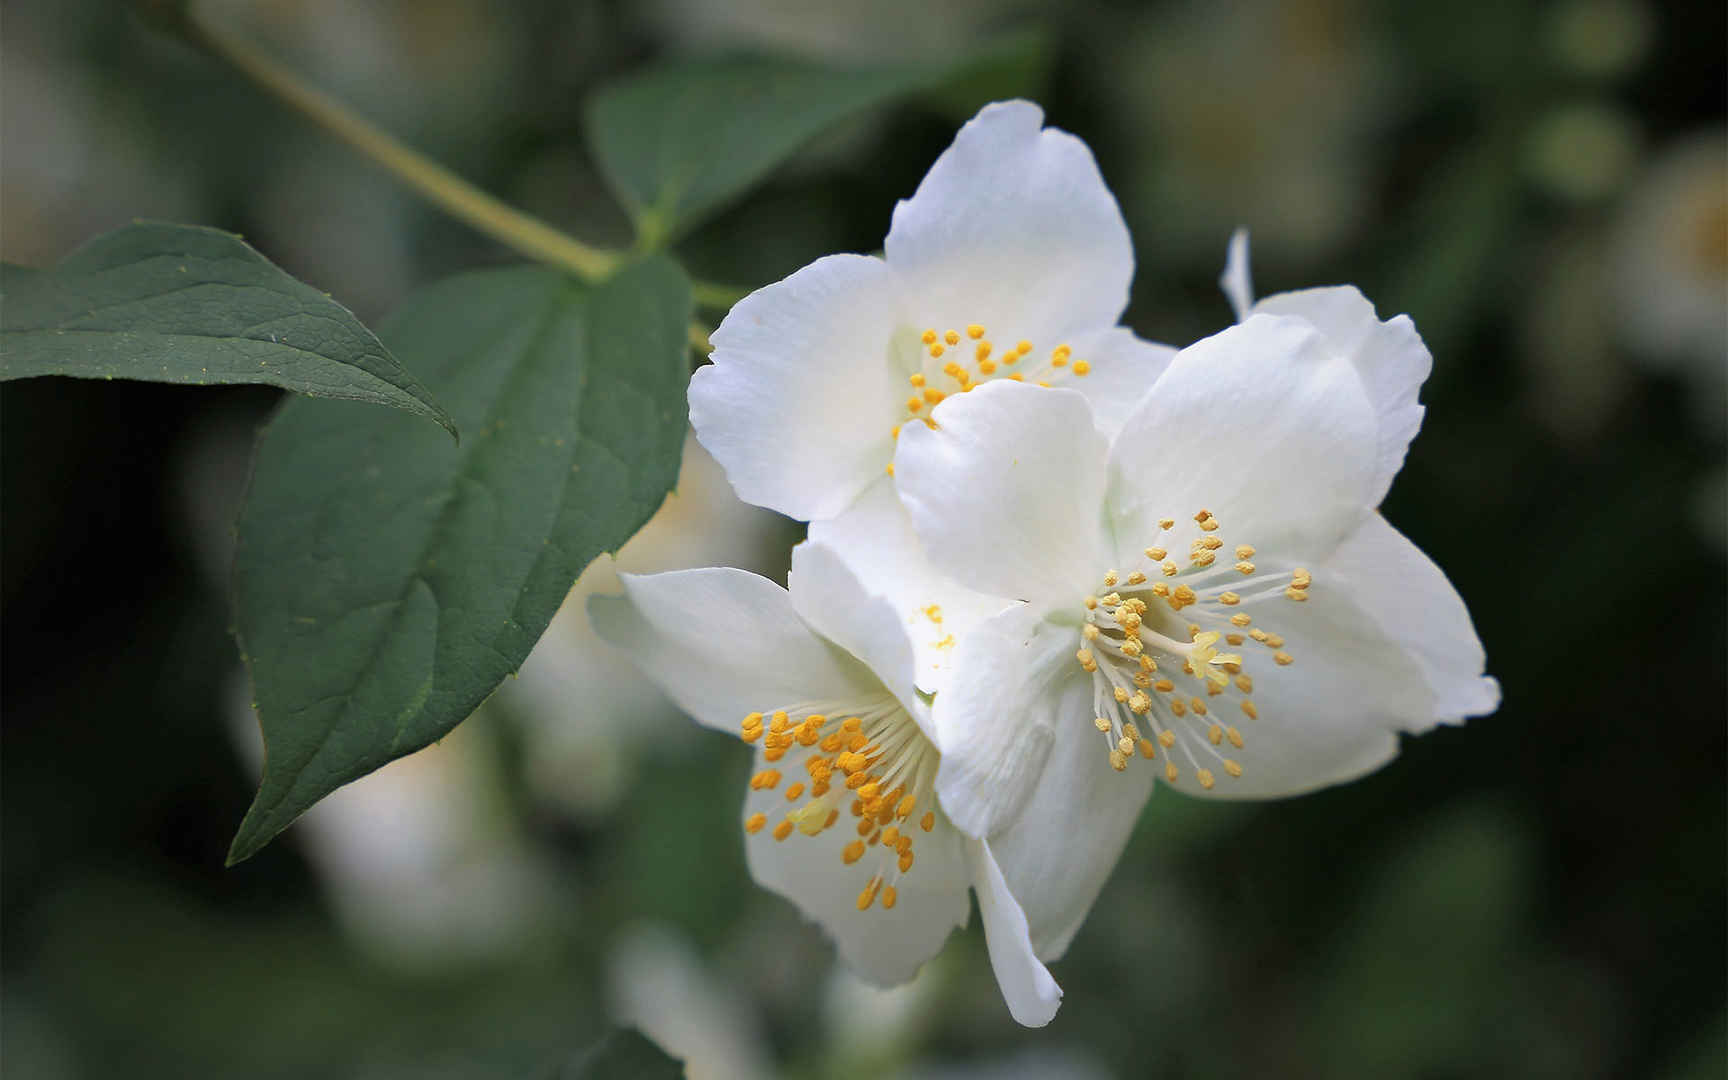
[
  {"left": 1171, "top": 577, "right": 1428, "bottom": 801},
  {"left": 988, "top": 676, "right": 1156, "bottom": 960},
  {"left": 692, "top": 253, "right": 906, "bottom": 521},
  {"left": 808, "top": 479, "right": 1012, "bottom": 695},
  {"left": 884, "top": 101, "right": 1133, "bottom": 347},
  {"left": 931, "top": 603, "right": 1080, "bottom": 839},
  {"left": 965, "top": 838, "right": 1063, "bottom": 1027},
  {"left": 895, "top": 381, "right": 1110, "bottom": 606},
  {"left": 1220, "top": 227, "right": 1254, "bottom": 321},
  {"left": 743, "top": 745, "right": 971, "bottom": 987},
  {"left": 786, "top": 540, "right": 924, "bottom": 729},
  {"left": 588, "top": 568, "right": 873, "bottom": 734},
  {"left": 1253, "top": 286, "right": 1431, "bottom": 509},
  {"left": 1106, "top": 314, "right": 1378, "bottom": 567},
  {"left": 1322, "top": 513, "right": 1500, "bottom": 726},
  {"left": 1059, "top": 326, "right": 1179, "bottom": 438}
]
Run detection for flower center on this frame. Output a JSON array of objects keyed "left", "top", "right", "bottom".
[
  {"left": 886, "top": 322, "right": 1094, "bottom": 471},
  {"left": 1070, "top": 509, "right": 1311, "bottom": 790},
  {"left": 737, "top": 693, "right": 940, "bottom": 912}
]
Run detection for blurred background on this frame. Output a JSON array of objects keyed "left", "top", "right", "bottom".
[{"left": 3, "top": 0, "right": 1723, "bottom": 1076}]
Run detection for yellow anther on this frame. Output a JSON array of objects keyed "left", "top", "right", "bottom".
[
  {"left": 896, "top": 795, "right": 916, "bottom": 820},
  {"left": 1094, "top": 716, "right": 1112, "bottom": 733},
  {"left": 1113, "top": 686, "right": 1130, "bottom": 703},
  {"left": 1241, "top": 700, "right": 1259, "bottom": 720},
  {"left": 1101, "top": 592, "right": 1121, "bottom": 606},
  {"left": 841, "top": 717, "right": 862, "bottom": 733},
  {"left": 1129, "top": 691, "right": 1152, "bottom": 714},
  {"left": 1171, "top": 700, "right": 1187, "bottom": 717},
  {"left": 884, "top": 462, "right": 895, "bottom": 476},
  {"left": 1291, "top": 568, "right": 1312, "bottom": 589},
  {"left": 1200, "top": 536, "right": 1223, "bottom": 550},
  {"left": 978, "top": 358, "right": 997, "bottom": 374},
  {"left": 1265, "top": 634, "right": 1285, "bottom": 648},
  {"left": 1109, "top": 749, "right": 1128, "bottom": 771},
  {"left": 857, "top": 876, "right": 882, "bottom": 910},
  {"left": 841, "top": 840, "right": 866, "bottom": 865},
  {"left": 1209, "top": 724, "right": 1223, "bottom": 746},
  {"left": 1134, "top": 670, "right": 1153, "bottom": 688},
  {"left": 1016, "top": 340, "right": 1033, "bottom": 355},
  {"left": 1162, "top": 561, "right": 1179, "bottom": 577},
  {"left": 1199, "top": 517, "right": 1220, "bottom": 532},
  {"left": 856, "top": 817, "right": 873, "bottom": 836},
  {"left": 942, "top": 361, "right": 964, "bottom": 379},
  {"left": 1052, "top": 344, "right": 1072, "bottom": 362},
  {"left": 1274, "top": 652, "right": 1294, "bottom": 666},
  {"left": 924, "top": 388, "right": 945, "bottom": 405},
  {"left": 784, "top": 782, "right": 806, "bottom": 801},
  {"left": 1235, "top": 675, "right": 1254, "bottom": 693},
  {"left": 1139, "top": 654, "right": 1156, "bottom": 672},
  {"left": 1144, "top": 546, "right": 1167, "bottom": 561},
  {"left": 1128, "top": 598, "right": 1148, "bottom": 613},
  {"left": 740, "top": 726, "right": 763, "bottom": 744},
  {"left": 1082, "top": 624, "right": 1101, "bottom": 642},
  {"left": 1171, "top": 584, "right": 1197, "bottom": 608},
  {"left": 899, "top": 849, "right": 915, "bottom": 873},
  {"left": 770, "top": 711, "right": 790, "bottom": 730},
  {"left": 881, "top": 826, "right": 900, "bottom": 847},
  {"left": 1229, "top": 613, "right": 1251, "bottom": 627},
  {"left": 745, "top": 813, "right": 767, "bottom": 834},
  {"left": 921, "top": 330, "right": 938, "bottom": 345},
  {"left": 1197, "top": 768, "right": 1216, "bottom": 790},
  {"left": 1225, "top": 760, "right": 1243, "bottom": 778},
  {"left": 1137, "top": 737, "right": 1156, "bottom": 759},
  {"left": 1227, "top": 726, "right": 1245, "bottom": 748},
  {"left": 1158, "top": 518, "right": 1176, "bottom": 530},
  {"left": 907, "top": 397, "right": 924, "bottom": 413},
  {"left": 882, "top": 885, "right": 898, "bottom": 910},
  {"left": 1159, "top": 730, "right": 1177, "bottom": 748},
  {"left": 773, "top": 820, "right": 794, "bottom": 841},
  {"left": 1235, "top": 561, "right": 1256, "bottom": 575},
  {"left": 909, "top": 373, "right": 926, "bottom": 388},
  {"left": 1235, "top": 545, "right": 1255, "bottom": 559},
  {"left": 743, "top": 711, "right": 763, "bottom": 726},
  {"left": 859, "top": 781, "right": 880, "bottom": 802},
  {"left": 1285, "top": 587, "right": 1309, "bottom": 601},
  {"left": 1125, "top": 570, "right": 1147, "bottom": 586},
  {"left": 1165, "top": 762, "right": 1179, "bottom": 783},
  {"left": 928, "top": 343, "right": 945, "bottom": 358},
  {"left": 1153, "top": 678, "right": 1175, "bottom": 693},
  {"left": 944, "top": 329, "right": 960, "bottom": 346},
  {"left": 1151, "top": 582, "right": 1170, "bottom": 597},
  {"left": 1072, "top": 360, "right": 1091, "bottom": 376},
  {"left": 1007, "top": 372, "right": 1024, "bottom": 381},
  {"left": 1117, "top": 736, "right": 1134, "bottom": 755},
  {"left": 966, "top": 324, "right": 986, "bottom": 340},
  {"left": 1190, "top": 697, "right": 1208, "bottom": 715},
  {"left": 1218, "top": 591, "right": 1241, "bottom": 606},
  {"left": 750, "top": 769, "right": 781, "bottom": 790},
  {"left": 1120, "top": 638, "right": 1143, "bottom": 658},
  {"left": 1192, "top": 551, "right": 1216, "bottom": 568},
  {"left": 1249, "top": 628, "right": 1269, "bottom": 642},
  {"left": 1103, "top": 569, "right": 1119, "bottom": 586},
  {"left": 920, "top": 811, "right": 935, "bottom": 832}
]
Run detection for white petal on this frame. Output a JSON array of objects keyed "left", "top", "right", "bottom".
[
  {"left": 1058, "top": 326, "right": 1179, "bottom": 438},
  {"left": 931, "top": 603, "right": 1078, "bottom": 839},
  {"left": 895, "top": 381, "right": 1110, "bottom": 606},
  {"left": 786, "top": 540, "right": 924, "bottom": 729},
  {"left": 587, "top": 568, "right": 873, "bottom": 734},
  {"left": 965, "top": 838, "right": 1063, "bottom": 1027},
  {"left": 884, "top": 101, "right": 1133, "bottom": 347},
  {"left": 808, "top": 479, "right": 1012, "bottom": 695},
  {"left": 1172, "top": 579, "right": 1428, "bottom": 801},
  {"left": 988, "top": 676, "right": 1155, "bottom": 960},
  {"left": 692, "top": 253, "right": 906, "bottom": 521},
  {"left": 1252, "top": 286, "right": 1432, "bottom": 508},
  {"left": 1322, "top": 513, "right": 1500, "bottom": 726},
  {"left": 1220, "top": 227, "right": 1255, "bottom": 321},
  {"left": 1106, "top": 314, "right": 1378, "bottom": 566},
  {"left": 743, "top": 746, "right": 971, "bottom": 987}
]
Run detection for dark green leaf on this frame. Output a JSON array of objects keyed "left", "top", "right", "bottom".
[
  {"left": 584, "top": 36, "right": 1051, "bottom": 245},
  {"left": 1, "top": 222, "right": 456, "bottom": 436},
  {"left": 548, "top": 1029, "right": 682, "bottom": 1080},
  {"left": 227, "top": 257, "right": 690, "bottom": 863}
]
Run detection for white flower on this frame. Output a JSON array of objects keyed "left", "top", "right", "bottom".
[
  {"left": 890, "top": 284, "right": 1499, "bottom": 959},
  {"left": 689, "top": 100, "right": 1175, "bottom": 523},
  {"left": 588, "top": 542, "right": 1062, "bottom": 1026}
]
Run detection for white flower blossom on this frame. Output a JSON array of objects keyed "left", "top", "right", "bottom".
[
  {"left": 690, "top": 100, "right": 1175, "bottom": 523},
  {"left": 589, "top": 542, "right": 1062, "bottom": 1026},
  {"left": 890, "top": 279, "right": 1499, "bottom": 959}
]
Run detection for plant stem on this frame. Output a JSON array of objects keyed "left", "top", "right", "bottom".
[{"left": 182, "top": 11, "right": 620, "bottom": 282}]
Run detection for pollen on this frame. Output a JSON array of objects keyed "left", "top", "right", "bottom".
[
  {"left": 944, "top": 329, "right": 960, "bottom": 346},
  {"left": 966, "top": 324, "right": 986, "bottom": 339},
  {"left": 745, "top": 813, "right": 767, "bottom": 834}
]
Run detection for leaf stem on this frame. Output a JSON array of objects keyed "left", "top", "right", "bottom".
[{"left": 181, "top": 10, "right": 620, "bottom": 282}]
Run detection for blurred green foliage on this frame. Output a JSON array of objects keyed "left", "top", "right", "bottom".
[{"left": 2, "top": 0, "right": 1722, "bottom": 1077}]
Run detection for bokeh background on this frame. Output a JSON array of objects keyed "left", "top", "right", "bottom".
[{"left": 4, "top": 0, "right": 1724, "bottom": 1076}]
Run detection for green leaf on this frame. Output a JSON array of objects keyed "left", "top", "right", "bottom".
[
  {"left": 0, "top": 222, "right": 456, "bottom": 436},
  {"left": 227, "top": 257, "right": 690, "bottom": 864},
  {"left": 584, "top": 36, "right": 1051, "bottom": 245},
  {"left": 548, "top": 1029, "right": 682, "bottom": 1080}
]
